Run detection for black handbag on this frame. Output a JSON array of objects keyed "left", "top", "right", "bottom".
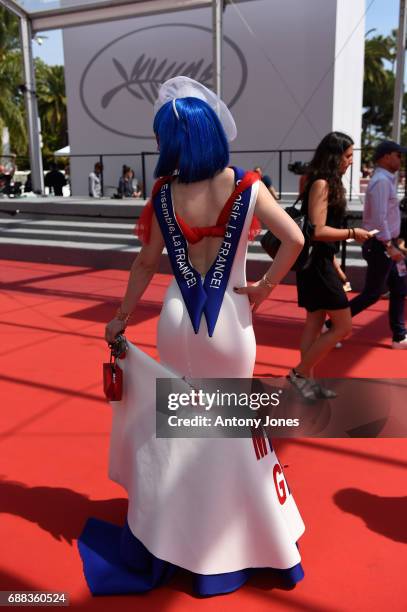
[{"left": 260, "top": 197, "right": 315, "bottom": 271}]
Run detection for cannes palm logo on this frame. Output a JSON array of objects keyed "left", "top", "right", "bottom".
[
  {"left": 102, "top": 56, "right": 213, "bottom": 107},
  {"left": 80, "top": 23, "right": 248, "bottom": 139}
]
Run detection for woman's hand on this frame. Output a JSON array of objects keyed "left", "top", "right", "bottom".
[
  {"left": 234, "top": 279, "right": 275, "bottom": 313},
  {"left": 353, "top": 228, "right": 372, "bottom": 243},
  {"left": 333, "top": 256, "right": 347, "bottom": 283},
  {"left": 396, "top": 238, "right": 407, "bottom": 255},
  {"left": 336, "top": 265, "right": 348, "bottom": 284},
  {"left": 386, "top": 244, "right": 405, "bottom": 262},
  {"left": 105, "top": 318, "right": 126, "bottom": 344},
  {"left": 337, "top": 268, "right": 348, "bottom": 284}
]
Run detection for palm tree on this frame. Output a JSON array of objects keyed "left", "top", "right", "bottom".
[
  {"left": 364, "top": 30, "right": 393, "bottom": 88},
  {"left": 35, "top": 60, "right": 67, "bottom": 160},
  {"left": 0, "top": 7, "right": 69, "bottom": 165},
  {"left": 0, "top": 7, "right": 20, "bottom": 60},
  {"left": 0, "top": 6, "right": 68, "bottom": 162},
  {"left": 0, "top": 52, "right": 27, "bottom": 156},
  {"left": 362, "top": 30, "right": 398, "bottom": 154},
  {"left": 0, "top": 7, "right": 27, "bottom": 157}
]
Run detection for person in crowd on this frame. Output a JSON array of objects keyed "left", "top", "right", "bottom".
[
  {"left": 290, "top": 132, "right": 372, "bottom": 400},
  {"left": 64, "top": 165, "right": 71, "bottom": 195},
  {"left": 89, "top": 162, "right": 103, "bottom": 198},
  {"left": 0, "top": 164, "right": 7, "bottom": 195},
  {"left": 254, "top": 166, "right": 278, "bottom": 199},
  {"left": 118, "top": 165, "right": 142, "bottom": 198},
  {"left": 0, "top": 163, "right": 13, "bottom": 196},
  {"left": 326, "top": 140, "right": 407, "bottom": 349},
  {"left": 129, "top": 169, "right": 142, "bottom": 198},
  {"left": 398, "top": 197, "right": 407, "bottom": 255},
  {"left": 44, "top": 162, "right": 66, "bottom": 196},
  {"left": 361, "top": 163, "right": 373, "bottom": 179},
  {"left": 24, "top": 173, "right": 32, "bottom": 193},
  {"left": 78, "top": 76, "right": 305, "bottom": 597}
]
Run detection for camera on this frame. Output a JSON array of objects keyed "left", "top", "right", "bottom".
[{"left": 287, "top": 161, "right": 309, "bottom": 175}]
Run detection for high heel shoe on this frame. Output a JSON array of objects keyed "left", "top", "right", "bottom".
[
  {"left": 310, "top": 382, "right": 337, "bottom": 399},
  {"left": 287, "top": 369, "right": 317, "bottom": 402}
]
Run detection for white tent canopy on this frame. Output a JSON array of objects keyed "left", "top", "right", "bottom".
[
  {"left": 0, "top": 0, "right": 235, "bottom": 32},
  {"left": 54, "top": 145, "right": 70, "bottom": 157}
]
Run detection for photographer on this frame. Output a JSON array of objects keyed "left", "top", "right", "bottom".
[
  {"left": 288, "top": 160, "right": 310, "bottom": 196},
  {"left": 254, "top": 166, "right": 278, "bottom": 199}
]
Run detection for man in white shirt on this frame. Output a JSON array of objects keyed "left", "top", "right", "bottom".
[
  {"left": 349, "top": 140, "right": 407, "bottom": 348},
  {"left": 88, "top": 162, "right": 103, "bottom": 198}
]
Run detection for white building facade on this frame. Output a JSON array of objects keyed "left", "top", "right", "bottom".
[{"left": 63, "top": 0, "right": 365, "bottom": 197}]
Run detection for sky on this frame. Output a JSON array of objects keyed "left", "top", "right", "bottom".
[{"left": 32, "top": 0, "right": 402, "bottom": 67}]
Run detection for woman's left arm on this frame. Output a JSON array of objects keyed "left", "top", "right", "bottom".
[
  {"left": 234, "top": 181, "right": 304, "bottom": 311},
  {"left": 105, "top": 213, "right": 164, "bottom": 343}
]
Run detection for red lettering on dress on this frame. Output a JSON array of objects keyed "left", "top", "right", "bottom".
[{"left": 273, "top": 463, "right": 287, "bottom": 505}]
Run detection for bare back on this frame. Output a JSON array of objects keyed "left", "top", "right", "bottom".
[{"left": 171, "top": 167, "right": 236, "bottom": 276}]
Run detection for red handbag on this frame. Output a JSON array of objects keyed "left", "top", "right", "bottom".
[
  {"left": 103, "top": 335, "right": 128, "bottom": 401},
  {"left": 103, "top": 358, "right": 123, "bottom": 401}
]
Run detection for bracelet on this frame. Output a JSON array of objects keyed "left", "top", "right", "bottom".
[
  {"left": 115, "top": 306, "right": 132, "bottom": 326},
  {"left": 347, "top": 228, "right": 351, "bottom": 239},
  {"left": 260, "top": 275, "right": 278, "bottom": 289},
  {"left": 351, "top": 228, "right": 356, "bottom": 239}
]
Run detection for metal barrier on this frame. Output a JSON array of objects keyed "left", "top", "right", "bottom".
[
  {"left": 61, "top": 147, "right": 407, "bottom": 200},
  {"left": 5, "top": 147, "right": 407, "bottom": 201},
  {"left": 139, "top": 148, "right": 316, "bottom": 200}
]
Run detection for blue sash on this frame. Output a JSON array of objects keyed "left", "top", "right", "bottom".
[{"left": 152, "top": 167, "right": 252, "bottom": 337}]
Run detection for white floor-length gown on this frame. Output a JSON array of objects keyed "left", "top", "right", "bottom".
[{"left": 78, "top": 171, "right": 305, "bottom": 596}]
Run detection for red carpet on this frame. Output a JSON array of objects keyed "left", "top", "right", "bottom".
[{"left": 0, "top": 259, "right": 406, "bottom": 611}]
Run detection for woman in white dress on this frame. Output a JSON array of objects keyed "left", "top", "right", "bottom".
[{"left": 78, "top": 77, "right": 305, "bottom": 597}]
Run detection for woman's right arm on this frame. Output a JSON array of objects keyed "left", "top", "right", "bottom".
[
  {"left": 105, "top": 213, "right": 164, "bottom": 343},
  {"left": 309, "top": 180, "right": 370, "bottom": 243}
]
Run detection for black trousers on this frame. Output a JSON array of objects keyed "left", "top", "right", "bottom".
[{"left": 347, "top": 238, "right": 406, "bottom": 341}]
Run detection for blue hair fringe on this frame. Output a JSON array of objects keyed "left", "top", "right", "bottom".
[{"left": 153, "top": 97, "right": 229, "bottom": 183}]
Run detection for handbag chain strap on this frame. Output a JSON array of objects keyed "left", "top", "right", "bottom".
[{"left": 291, "top": 194, "right": 303, "bottom": 208}]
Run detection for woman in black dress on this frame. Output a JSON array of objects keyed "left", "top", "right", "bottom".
[{"left": 289, "top": 132, "right": 372, "bottom": 399}]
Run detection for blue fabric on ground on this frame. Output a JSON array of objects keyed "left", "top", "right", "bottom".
[
  {"left": 77, "top": 518, "right": 176, "bottom": 594},
  {"left": 77, "top": 518, "right": 304, "bottom": 597}
]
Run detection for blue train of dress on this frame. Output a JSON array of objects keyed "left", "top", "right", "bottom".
[{"left": 78, "top": 518, "right": 304, "bottom": 597}]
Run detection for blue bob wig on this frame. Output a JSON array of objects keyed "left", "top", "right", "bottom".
[{"left": 153, "top": 97, "right": 229, "bottom": 183}]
